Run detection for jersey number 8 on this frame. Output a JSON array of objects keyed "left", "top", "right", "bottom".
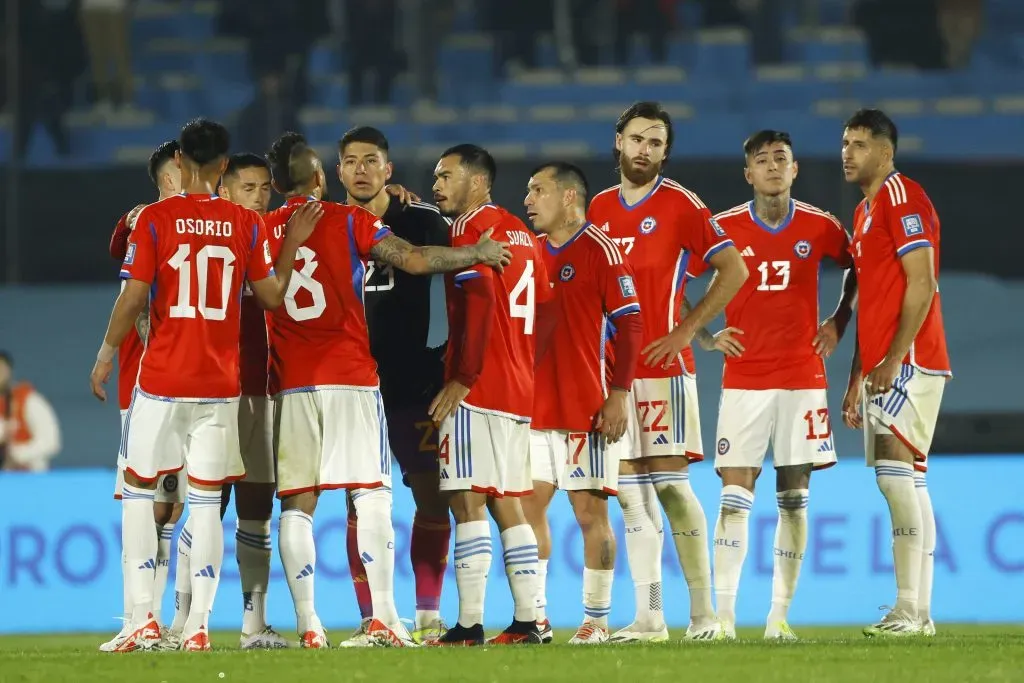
[{"left": 285, "top": 246, "right": 327, "bottom": 321}]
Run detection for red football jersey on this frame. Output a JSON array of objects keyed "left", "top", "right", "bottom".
[
  {"left": 120, "top": 193, "right": 274, "bottom": 399},
  {"left": 587, "top": 177, "right": 733, "bottom": 379},
  {"left": 111, "top": 209, "right": 145, "bottom": 410},
  {"left": 851, "top": 172, "right": 950, "bottom": 375},
  {"left": 533, "top": 224, "right": 641, "bottom": 431},
  {"left": 710, "top": 199, "right": 852, "bottom": 390},
  {"left": 445, "top": 204, "right": 551, "bottom": 420},
  {"left": 267, "top": 197, "right": 393, "bottom": 394}
]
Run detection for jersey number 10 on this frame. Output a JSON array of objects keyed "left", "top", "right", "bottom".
[{"left": 168, "top": 244, "right": 235, "bottom": 320}]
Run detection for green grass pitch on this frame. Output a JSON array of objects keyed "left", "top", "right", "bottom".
[{"left": 2, "top": 626, "right": 1022, "bottom": 682}]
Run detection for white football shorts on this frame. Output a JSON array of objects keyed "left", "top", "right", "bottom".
[
  {"left": 529, "top": 428, "right": 622, "bottom": 494},
  {"left": 715, "top": 388, "right": 837, "bottom": 471},
  {"left": 863, "top": 364, "right": 946, "bottom": 472},
  {"left": 439, "top": 404, "right": 530, "bottom": 497},
  {"left": 274, "top": 386, "right": 390, "bottom": 497}
]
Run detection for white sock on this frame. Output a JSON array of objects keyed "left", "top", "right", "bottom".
[
  {"left": 121, "top": 551, "right": 132, "bottom": 624},
  {"left": 353, "top": 488, "right": 399, "bottom": 625},
  {"left": 501, "top": 524, "right": 539, "bottom": 623},
  {"left": 152, "top": 523, "right": 174, "bottom": 623},
  {"left": 236, "top": 518, "right": 272, "bottom": 635},
  {"left": 583, "top": 568, "right": 613, "bottom": 628},
  {"left": 122, "top": 485, "right": 157, "bottom": 625},
  {"left": 453, "top": 520, "right": 492, "bottom": 627},
  {"left": 915, "top": 471, "right": 935, "bottom": 623},
  {"left": 535, "top": 558, "right": 549, "bottom": 622},
  {"left": 875, "top": 460, "right": 923, "bottom": 618},
  {"left": 652, "top": 471, "right": 715, "bottom": 624},
  {"left": 183, "top": 488, "right": 224, "bottom": 635},
  {"left": 713, "top": 484, "right": 754, "bottom": 625},
  {"left": 768, "top": 489, "right": 809, "bottom": 624},
  {"left": 279, "top": 509, "right": 320, "bottom": 634},
  {"left": 617, "top": 473, "right": 664, "bottom": 630},
  {"left": 170, "top": 517, "right": 193, "bottom": 632}
]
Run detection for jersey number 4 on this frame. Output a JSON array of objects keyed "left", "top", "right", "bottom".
[
  {"left": 510, "top": 259, "right": 535, "bottom": 335},
  {"left": 168, "top": 244, "right": 236, "bottom": 320}
]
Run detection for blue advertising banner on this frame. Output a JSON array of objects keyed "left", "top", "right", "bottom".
[{"left": 0, "top": 458, "right": 1021, "bottom": 634}]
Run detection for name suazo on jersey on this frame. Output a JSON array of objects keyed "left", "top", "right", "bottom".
[
  {"left": 710, "top": 199, "right": 852, "bottom": 390},
  {"left": 587, "top": 176, "right": 733, "bottom": 379},
  {"left": 266, "top": 196, "right": 393, "bottom": 394},
  {"left": 534, "top": 224, "right": 642, "bottom": 432},
  {"left": 851, "top": 172, "right": 950, "bottom": 375},
  {"left": 120, "top": 193, "right": 274, "bottom": 399},
  {"left": 445, "top": 204, "right": 550, "bottom": 420}
]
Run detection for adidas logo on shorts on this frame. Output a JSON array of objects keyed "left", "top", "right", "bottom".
[
  {"left": 653, "top": 434, "right": 670, "bottom": 446},
  {"left": 569, "top": 467, "right": 586, "bottom": 479}
]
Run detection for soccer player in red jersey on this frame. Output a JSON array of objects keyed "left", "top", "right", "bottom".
[
  {"left": 586, "top": 102, "right": 747, "bottom": 642},
  {"left": 521, "top": 162, "right": 643, "bottom": 644},
  {"left": 839, "top": 109, "right": 950, "bottom": 638},
  {"left": 101, "top": 140, "right": 184, "bottom": 653},
  {"left": 427, "top": 144, "right": 552, "bottom": 646},
  {"left": 89, "top": 118, "right": 323, "bottom": 652},
  {"left": 336, "top": 127, "right": 454, "bottom": 645},
  {"left": 688, "top": 130, "right": 857, "bottom": 641},
  {"left": 261, "top": 134, "right": 509, "bottom": 649}
]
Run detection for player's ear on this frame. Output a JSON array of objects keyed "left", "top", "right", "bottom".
[
  {"left": 791, "top": 159, "right": 799, "bottom": 180},
  {"left": 614, "top": 132, "right": 623, "bottom": 153},
  {"left": 743, "top": 165, "right": 753, "bottom": 187},
  {"left": 174, "top": 149, "right": 182, "bottom": 169},
  {"left": 216, "top": 184, "right": 230, "bottom": 201},
  {"left": 385, "top": 161, "right": 393, "bottom": 183},
  {"left": 217, "top": 157, "right": 229, "bottom": 176}
]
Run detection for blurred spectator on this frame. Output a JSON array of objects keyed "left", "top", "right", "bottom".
[
  {"left": 0, "top": 351, "right": 61, "bottom": 472},
  {"left": 937, "top": 0, "right": 983, "bottom": 68},
  {"left": 490, "top": 0, "right": 551, "bottom": 73},
  {"left": 400, "top": 0, "right": 456, "bottom": 103},
  {"left": 343, "top": 0, "right": 402, "bottom": 105},
  {"left": 613, "top": 0, "right": 676, "bottom": 65},
  {"left": 80, "top": 0, "right": 134, "bottom": 112},
  {"left": 854, "top": 0, "right": 946, "bottom": 69},
  {"left": 234, "top": 73, "right": 301, "bottom": 158},
  {"left": 13, "top": 0, "right": 81, "bottom": 157}
]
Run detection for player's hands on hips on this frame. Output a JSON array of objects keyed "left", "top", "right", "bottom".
[
  {"left": 864, "top": 356, "right": 900, "bottom": 396},
  {"left": 474, "top": 228, "right": 512, "bottom": 272},
  {"left": 285, "top": 201, "right": 324, "bottom": 245},
  {"left": 813, "top": 318, "right": 840, "bottom": 358},
  {"left": 643, "top": 324, "right": 695, "bottom": 369},
  {"left": 385, "top": 184, "right": 421, "bottom": 206},
  {"left": 429, "top": 380, "right": 470, "bottom": 425},
  {"left": 841, "top": 380, "right": 863, "bottom": 429},
  {"left": 90, "top": 359, "right": 113, "bottom": 402},
  {"left": 595, "top": 388, "right": 629, "bottom": 443},
  {"left": 702, "top": 327, "right": 745, "bottom": 357}
]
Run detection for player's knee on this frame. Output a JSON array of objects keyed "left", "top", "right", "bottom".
[
  {"left": 281, "top": 490, "right": 318, "bottom": 516},
  {"left": 352, "top": 487, "right": 392, "bottom": 527},
  {"left": 775, "top": 465, "right": 811, "bottom": 492},
  {"left": 234, "top": 481, "right": 275, "bottom": 520},
  {"left": 168, "top": 503, "right": 185, "bottom": 525},
  {"left": 153, "top": 502, "right": 174, "bottom": 526},
  {"left": 449, "top": 491, "right": 486, "bottom": 523},
  {"left": 569, "top": 494, "right": 608, "bottom": 535}
]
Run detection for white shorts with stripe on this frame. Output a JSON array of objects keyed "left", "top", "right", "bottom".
[
  {"left": 863, "top": 364, "right": 946, "bottom": 472},
  {"left": 122, "top": 389, "right": 243, "bottom": 486},
  {"left": 274, "top": 386, "right": 391, "bottom": 497},
  {"left": 113, "top": 409, "right": 186, "bottom": 502},
  {"left": 715, "top": 388, "right": 837, "bottom": 471},
  {"left": 529, "top": 429, "right": 622, "bottom": 494},
  {"left": 438, "top": 404, "right": 530, "bottom": 497},
  {"left": 238, "top": 394, "right": 274, "bottom": 484},
  {"left": 623, "top": 375, "right": 701, "bottom": 461}
]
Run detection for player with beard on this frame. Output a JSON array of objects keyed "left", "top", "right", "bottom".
[
  {"left": 334, "top": 126, "right": 453, "bottom": 646},
  {"left": 102, "top": 140, "right": 185, "bottom": 652},
  {"left": 587, "top": 102, "right": 747, "bottom": 642}
]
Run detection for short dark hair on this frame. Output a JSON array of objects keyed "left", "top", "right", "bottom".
[
  {"left": 179, "top": 118, "right": 230, "bottom": 166},
  {"left": 148, "top": 140, "right": 179, "bottom": 187},
  {"left": 440, "top": 144, "right": 496, "bottom": 187},
  {"left": 224, "top": 153, "right": 269, "bottom": 179},
  {"left": 530, "top": 161, "right": 589, "bottom": 205},
  {"left": 844, "top": 108, "right": 898, "bottom": 153},
  {"left": 339, "top": 126, "right": 390, "bottom": 157},
  {"left": 743, "top": 130, "right": 793, "bottom": 158},
  {"left": 266, "top": 132, "right": 317, "bottom": 193},
  {"left": 0, "top": 350, "right": 10, "bottom": 368},
  {"left": 615, "top": 101, "right": 674, "bottom": 164}
]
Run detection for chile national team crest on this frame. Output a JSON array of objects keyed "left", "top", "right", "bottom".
[
  {"left": 559, "top": 264, "right": 576, "bottom": 282},
  {"left": 639, "top": 216, "right": 658, "bottom": 234},
  {"left": 794, "top": 240, "right": 812, "bottom": 259}
]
